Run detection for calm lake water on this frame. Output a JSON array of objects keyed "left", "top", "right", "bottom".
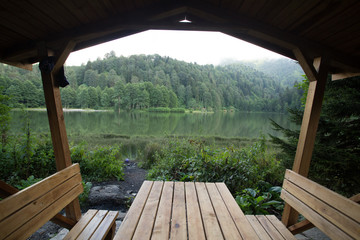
[{"left": 9, "top": 110, "right": 298, "bottom": 139}]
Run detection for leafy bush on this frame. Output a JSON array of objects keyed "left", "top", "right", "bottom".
[
  {"left": 235, "top": 181, "right": 283, "bottom": 215},
  {"left": 146, "top": 138, "right": 283, "bottom": 193},
  {"left": 14, "top": 175, "right": 43, "bottom": 190},
  {"left": 70, "top": 143, "right": 125, "bottom": 182},
  {"left": 79, "top": 181, "right": 92, "bottom": 207}
]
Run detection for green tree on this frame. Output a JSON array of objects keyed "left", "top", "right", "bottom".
[
  {"left": 0, "top": 89, "right": 11, "bottom": 149},
  {"left": 61, "top": 87, "right": 77, "bottom": 108},
  {"left": 270, "top": 76, "right": 360, "bottom": 196}
]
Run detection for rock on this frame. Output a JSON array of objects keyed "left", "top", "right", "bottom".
[
  {"left": 50, "top": 228, "right": 69, "bottom": 240},
  {"left": 117, "top": 211, "right": 127, "bottom": 220},
  {"left": 88, "top": 185, "right": 132, "bottom": 206}
]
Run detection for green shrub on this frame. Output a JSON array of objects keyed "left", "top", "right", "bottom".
[
  {"left": 79, "top": 181, "right": 92, "bottom": 207},
  {"left": 146, "top": 138, "right": 283, "bottom": 193},
  {"left": 70, "top": 143, "right": 125, "bottom": 182},
  {"left": 235, "top": 182, "right": 283, "bottom": 215},
  {"left": 14, "top": 175, "right": 43, "bottom": 190}
]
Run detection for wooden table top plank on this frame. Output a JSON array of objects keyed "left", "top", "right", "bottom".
[
  {"left": 185, "top": 182, "right": 206, "bottom": 240},
  {"left": 170, "top": 182, "right": 187, "bottom": 240},
  {"left": 246, "top": 215, "right": 272, "bottom": 240},
  {"left": 206, "top": 182, "right": 243, "bottom": 240},
  {"left": 256, "top": 215, "right": 285, "bottom": 239},
  {"left": 195, "top": 182, "right": 224, "bottom": 240},
  {"left": 133, "top": 181, "right": 164, "bottom": 240},
  {"left": 151, "top": 181, "right": 174, "bottom": 240},
  {"left": 114, "top": 181, "right": 154, "bottom": 240},
  {"left": 216, "top": 182, "right": 260, "bottom": 239}
]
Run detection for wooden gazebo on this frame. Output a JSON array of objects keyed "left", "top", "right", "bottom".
[{"left": 0, "top": 1, "right": 359, "bottom": 239}]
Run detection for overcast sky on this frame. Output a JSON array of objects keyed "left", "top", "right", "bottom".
[{"left": 66, "top": 30, "right": 285, "bottom": 66}]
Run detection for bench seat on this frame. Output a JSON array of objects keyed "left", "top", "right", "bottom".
[
  {"left": 64, "top": 209, "right": 118, "bottom": 240},
  {"left": 246, "top": 215, "right": 296, "bottom": 240},
  {"left": 0, "top": 164, "right": 118, "bottom": 240}
]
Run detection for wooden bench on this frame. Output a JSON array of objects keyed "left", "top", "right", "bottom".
[
  {"left": 281, "top": 169, "right": 360, "bottom": 239},
  {"left": 0, "top": 163, "right": 118, "bottom": 240}
]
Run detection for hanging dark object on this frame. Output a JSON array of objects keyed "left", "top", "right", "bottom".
[{"left": 39, "top": 56, "right": 69, "bottom": 87}]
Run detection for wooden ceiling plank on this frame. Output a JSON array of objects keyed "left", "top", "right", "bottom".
[
  {"left": 238, "top": 0, "right": 254, "bottom": 15},
  {"left": 247, "top": 0, "right": 268, "bottom": 18},
  {"left": 307, "top": 8, "right": 360, "bottom": 43},
  {"left": 0, "top": 10, "right": 44, "bottom": 39},
  {"left": 30, "top": 0, "right": 80, "bottom": 29},
  {"left": 256, "top": 0, "right": 288, "bottom": 22},
  {"left": 102, "top": 0, "right": 118, "bottom": 15},
  {"left": 0, "top": 21, "right": 37, "bottom": 40},
  {"left": 59, "top": 1, "right": 91, "bottom": 24},
  {"left": 12, "top": 0, "right": 64, "bottom": 32},
  {"left": 295, "top": 2, "right": 357, "bottom": 36},
  {"left": 88, "top": 0, "right": 111, "bottom": 19},
  {"left": 271, "top": 0, "right": 313, "bottom": 29},
  {"left": 281, "top": 1, "right": 326, "bottom": 30}
]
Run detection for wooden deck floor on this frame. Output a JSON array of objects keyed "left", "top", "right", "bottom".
[{"left": 114, "top": 181, "right": 260, "bottom": 239}]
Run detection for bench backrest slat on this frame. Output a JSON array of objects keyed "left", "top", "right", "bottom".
[
  {"left": 0, "top": 163, "right": 83, "bottom": 240},
  {"left": 281, "top": 169, "right": 360, "bottom": 239}
]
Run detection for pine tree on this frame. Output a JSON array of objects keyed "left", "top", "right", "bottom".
[{"left": 270, "top": 76, "right": 360, "bottom": 196}]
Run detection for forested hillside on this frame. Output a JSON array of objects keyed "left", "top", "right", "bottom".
[{"left": 0, "top": 53, "right": 303, "bottom": 112}]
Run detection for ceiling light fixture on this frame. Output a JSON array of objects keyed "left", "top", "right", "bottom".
[{"left": 179, "top": 16, "right": 192, "bottom": 23}]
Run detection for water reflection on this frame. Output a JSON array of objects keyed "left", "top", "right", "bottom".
[{"left": 9, "top": 111, "right": 298, "bottom": 138}]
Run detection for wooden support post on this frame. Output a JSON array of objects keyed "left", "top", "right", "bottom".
[
  {"left": 282, "top": 49, "right": 329, "bottom": 227},
  {"left": 38, "top": 41, "right": 81, "bottom": 222}
]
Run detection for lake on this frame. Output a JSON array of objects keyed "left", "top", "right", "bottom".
[{"left": 9, "top": 110, "right": 297, "bottom": 139}]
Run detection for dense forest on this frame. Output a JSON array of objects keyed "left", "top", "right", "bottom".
[{"left": 0, "top": 53, "right": 303, "bottom": 112}]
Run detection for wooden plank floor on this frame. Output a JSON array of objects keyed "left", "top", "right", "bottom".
[{"left": 114, "top": 181, "right": 260, "bottom": 240}]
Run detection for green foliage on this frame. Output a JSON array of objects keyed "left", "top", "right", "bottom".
[
  {"left": 146, "top": 137, "right": 284, "bottom": 193},
  {"left": 271, "top": 76, "right": 360, "bottom": 196},
  {"left": 70, "top": 143, "right": 125, "bottom": 182},
  {"left": 235, "top": 182, "right": 283, "bottom": 215},
  {"left": 79, "top": 181, "right": 92, "bottom": 207},
  {"left": 0, "top": 55, "right": 303, "bottom": 112},
  {"left": 14, "top": 175, "right": 43, "bottom": 190},
  {"left": 0, "top": 88, "right": 11, "bottom": 148}
]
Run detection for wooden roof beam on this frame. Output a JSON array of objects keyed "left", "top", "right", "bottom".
[
  {"left": 332, "top": 72, "right": 360, "bottom": 81},
  {"left": 38, "top": 41, "right": 81, "bottom": 222},
  {"left": 282, "top": 49, "right": 329, "bottom": 227}
]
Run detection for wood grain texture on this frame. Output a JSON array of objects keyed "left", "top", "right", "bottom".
[
  {"left": 0, "top": 173, "right": 82, "bottom": 239},
  {"left": 64, "top": 210, "right": 98, "bottom": 240},
  {"left": 246, "top": 215, "right": 271, "bottom": 240},
  {"left": 266, "top": 215, "right": 297, "bottom": 240},
  {"left": 89, "top": 211, "right": 118, "bottom": 240},
  {"left": 256, "top": 215, "right": 285, "bottom": 239},
  {"left": 133, "top": 181, "right": 163, "bottom": 240},
  {"left": 215, "top": 182, "right": 259, "bottom": 239},
  {"left": 281, "top": 190, "right": 352, "bottom": 240},
  {"left": 151, "top": 181, "right": 174, "bottom": 240},
  {"left": 0, "top": 163, "right": 80, "bottom": 221},
  {"left": 283, "top": 170, "right": 360, "bottom": 239},
  {"left": 206, "top": 182, "right": 242, "bottom": 240},
  {"left": 195, "top": 182, "right": 224, "bottom": 240},
  {"left": 5, "top": 183, "right": 83, "bottom": 240},
  {"left": 114, "top": 181, "right": 153, "bottom": 240},
  {"left": 170, "top": 182, "right": 187, "bottom": 240},
  {"left": 185, "top": 182, "right": 206, "bottom": 240}
]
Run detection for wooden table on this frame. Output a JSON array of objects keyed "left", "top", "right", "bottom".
[{"left": 114, "top": 181, "right": 260, "bottom": 240}]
